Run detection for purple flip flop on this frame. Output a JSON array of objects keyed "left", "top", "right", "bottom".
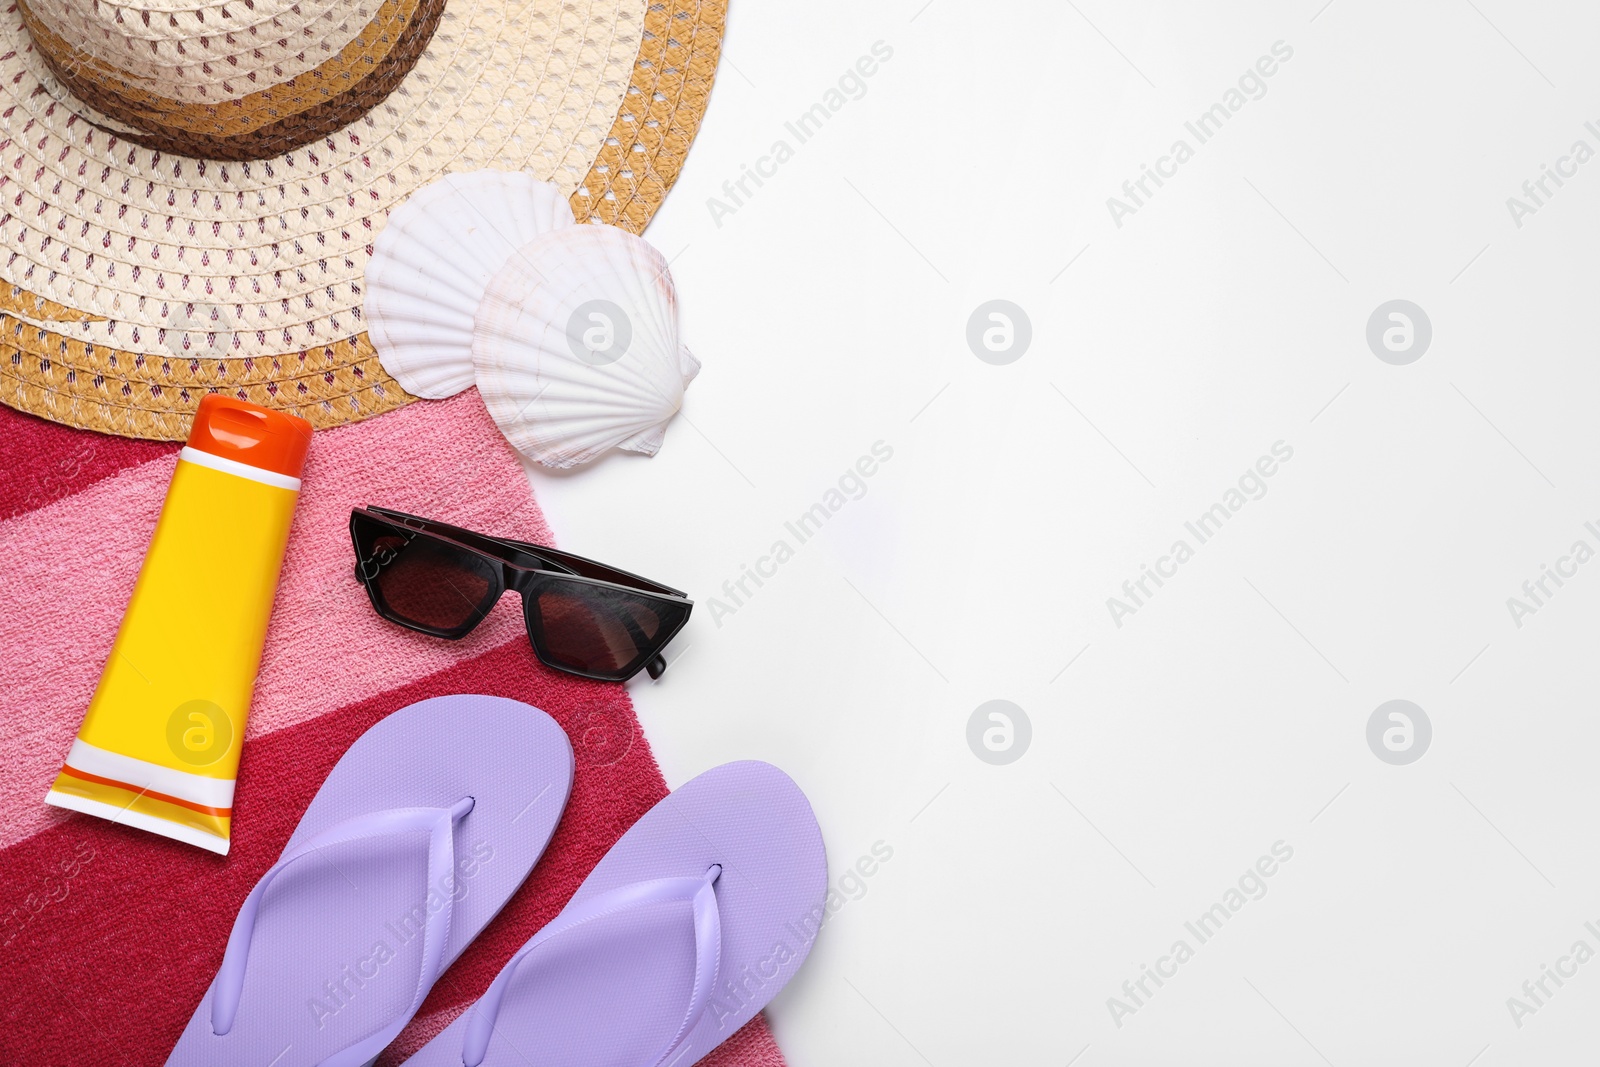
[
  {"left": 402, "top": 760, "right": 827, "bottom": 1067},
  {"left": 166, "top": 695, "right": 574, "bottom": 1067}
]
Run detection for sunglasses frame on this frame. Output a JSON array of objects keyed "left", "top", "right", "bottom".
[{"left": 349, "top": 506, "right": 692, "bottom": 682}]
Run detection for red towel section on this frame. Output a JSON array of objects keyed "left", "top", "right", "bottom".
[
  {"left": 0, "top": 400, "right": 787, "bottom": 1067},
  {"left": 0, "top": 405, "right": 178, "bottom": 519}
]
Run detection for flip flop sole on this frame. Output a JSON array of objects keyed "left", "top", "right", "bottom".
[
  {"left": 405, "top": 760, "right": 826, "bottom": 1067},
  {"left": 167, "top": 694, "right": 574, "bottom": 1067}
]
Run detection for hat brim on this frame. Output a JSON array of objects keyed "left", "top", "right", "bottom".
[{"left": 0, "top": 0, "right": 726, "bottom": 440}]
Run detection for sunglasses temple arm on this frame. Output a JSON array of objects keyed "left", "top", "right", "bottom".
[{"left": 645, "top": 654, "right": 667, "bottom": 680}]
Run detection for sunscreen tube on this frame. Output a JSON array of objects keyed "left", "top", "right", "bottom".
[{"left": 45, "top": 396, "right": 311, "bottom": 854}]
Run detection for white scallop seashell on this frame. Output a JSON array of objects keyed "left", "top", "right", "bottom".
[
  {"left": 364, "top": 171, "right": 576, "bottom": 399},
  {"left": 470, "top": 225, "right": 701, "bottom": 469}
]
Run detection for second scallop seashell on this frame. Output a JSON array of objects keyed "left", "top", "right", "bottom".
[
  {"left": 470, "top": 225, "right": 700, "bottom": 469},
  {"left": 365, "top": 171, "right": 576, "bottom": 399}
]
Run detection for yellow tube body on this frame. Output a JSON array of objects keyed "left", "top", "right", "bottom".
[{"left": 45, "top": 442, "right": 302, "bottom": 854}]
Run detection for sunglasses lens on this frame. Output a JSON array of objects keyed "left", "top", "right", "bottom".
[
  {"left": 528, "top": 581, "right": 689, "bottom": 679},
  {"left": 353, "top": 515, "right": 498, "bottom": 634}
]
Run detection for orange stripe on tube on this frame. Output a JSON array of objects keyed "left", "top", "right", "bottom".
[{"left": 56, "top": 764, "right": 233, "bottom": 818}]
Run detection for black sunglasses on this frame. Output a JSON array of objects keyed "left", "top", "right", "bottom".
[{"left": 349, "top": 507, "right": 692, "bottom": 681}]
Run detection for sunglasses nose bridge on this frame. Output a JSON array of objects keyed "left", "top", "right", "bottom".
[{"left": 503, "top": 565, "right": 540, "bottom": 597}]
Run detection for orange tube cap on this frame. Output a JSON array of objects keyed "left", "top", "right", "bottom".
[{"left": 185, "top": 395, "right": 312, "bottom": 480}]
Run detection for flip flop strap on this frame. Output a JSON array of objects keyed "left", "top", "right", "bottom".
[
  {"left": 460, "top": 865, "right": 723, "bottom": 1067},
  {"left": 210, "top": 797, "right": 476, "bottom": 1060}
]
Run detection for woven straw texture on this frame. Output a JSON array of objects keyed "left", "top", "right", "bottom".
[
  {"left": 18, "top": 0, "right": 449, "bottom": 160},
  {"left": 0, "top": 0, "right": 726, "bottom": 440}
]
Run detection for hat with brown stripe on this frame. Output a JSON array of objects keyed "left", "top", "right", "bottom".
[{"left": 0, "top": 0, "right": 725, "bottom": 439}]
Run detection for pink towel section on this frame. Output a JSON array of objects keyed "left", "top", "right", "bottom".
[
  {"left": 257, "top": 389, "right": 556, "bottom": 737},
  {"left": 0, "top": 393, "right": 546, "bottom": 850}
]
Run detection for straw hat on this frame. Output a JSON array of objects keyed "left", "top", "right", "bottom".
[{"left": 0, "top": 0, "right": 724, "bottom": 439}]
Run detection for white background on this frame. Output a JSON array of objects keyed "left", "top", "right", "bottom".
[{"left": 527, "top": 2, "right": 1600, "bottom": 1064}]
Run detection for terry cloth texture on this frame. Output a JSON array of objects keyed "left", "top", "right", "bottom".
[{"left": 0, "top": 392, "right": 786, "bottom": 1067}]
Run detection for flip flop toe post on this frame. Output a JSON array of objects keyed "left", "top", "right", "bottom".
[{"left": 166, "top": 694, "right": 575, "bottom": 1067}]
